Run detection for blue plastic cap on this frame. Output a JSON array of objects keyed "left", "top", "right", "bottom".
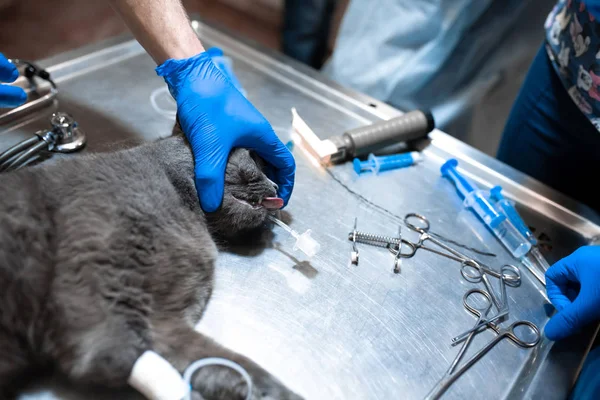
[
  {"left": 489, "top": 186, "right": 503, "bottom": 201},
  {"left": 440, "top": 159, "right": 458, "bottom": 177},
  {"left": 353, "top": 158, "right": 362, "bottom": 175}
]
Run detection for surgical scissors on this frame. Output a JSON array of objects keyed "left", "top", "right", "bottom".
[
  {"left": 424, "top": 289, "right": 540, "bottom": 400},
  {"left": 390, "top": 213, "right": 521, "bottom": 285}
]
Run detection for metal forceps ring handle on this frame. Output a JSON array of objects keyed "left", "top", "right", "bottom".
[
  {"left": 502, "top": 320, "right": 541, "bottom": 348},
  {"left": 461, "top": 262, "right": 520, "bottom": 287},
  {"left": 463, "top": 288, "right": 495, "bottom": 327},
  {"left": 403, "top": 214, "right": 468, "bottom": 261},
  {"left": 453, "top": 288, "right": 504, "bottom": 345},
  {"left": 444, "top": 289, "right": 494, "bottom": 376},
  {"left": 453, "top": 264, "right": 522, "bottom": 344},
  {"left": 404, "top": 213, "right": 430, "bottom": 233},
  {"left": 387, "top": 240, "right": 417, "bottom": 258},
  {"left": 460, "top": 260, "right": 506, "bottom": 310}
]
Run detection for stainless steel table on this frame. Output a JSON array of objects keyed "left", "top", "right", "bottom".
[{"left": 4, "top": 20, "right": 599, "bottom": 400}]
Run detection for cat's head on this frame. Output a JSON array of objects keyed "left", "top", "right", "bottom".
[{"left": 207, "top": 148, "right": 282, "bottom": 238}]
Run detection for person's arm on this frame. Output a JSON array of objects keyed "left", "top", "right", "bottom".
[
  {"left": 107, "top": 0, "right": 204, "bottom": 64},
  {"left": 107, "top": 0, "right": 296, "bottom": 212}
]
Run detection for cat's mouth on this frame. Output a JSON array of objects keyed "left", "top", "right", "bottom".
[{"left": 233, "top": 196, "right": 283, "bottom": 211}]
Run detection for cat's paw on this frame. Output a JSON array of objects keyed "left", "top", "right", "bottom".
[
  {"left": 251, "top": 374, "right": 303, "bottom": 400},
  {"left": 189, "top": 360, "right": 302, "bottom": 400}
]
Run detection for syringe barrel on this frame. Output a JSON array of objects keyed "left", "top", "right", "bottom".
[
  {"left": 463, "top": 190, "right": 505, "bottom": 229},
  {"left": 490, "top": 186, "right": 538, "bottom": 246},
  {"left": 492, "top": 219, "right": 532, "bottom": 259},
  {"left": 441, "top": 157, "right": 504, "bottom": 228},
  {"left": 494, "top": 199, "right": 538, "bottom": 246},
  {"left": 466, "top": 191, "right": 531, "bottom": 258},
  {"left": 369, "top": 152, "right": 419, "bottom": 174},
  {"left": 441, "top": 159, "right": 477, "bottom": 198}
]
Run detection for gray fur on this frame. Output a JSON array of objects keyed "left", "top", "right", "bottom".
[{"left": 0, "top": 130, "right": 301, "bottom": 400}]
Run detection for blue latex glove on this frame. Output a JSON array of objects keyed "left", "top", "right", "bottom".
[
  {"left": 0, "top": 53, "right": 26, "bottom": 108},
  {"left": 205, "top": 47, "right": 246, "bottom": 96},
  {"left": 545, "top": 246, "right": 600, "bottom": 341},
  {"left": 156, "top": 51, "right": 295, "bottom": 212}
]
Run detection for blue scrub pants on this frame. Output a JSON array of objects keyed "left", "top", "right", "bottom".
[{"left": 497, "top": 44, "right": 600, "bottom": 212}]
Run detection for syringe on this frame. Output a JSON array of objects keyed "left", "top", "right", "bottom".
[
  {"left": 353, "top": 152, "right": 421, "bottom": 175},
  {"left": 489, "top": 186, "right": 550, "bottom": 275},
  {"left": 441, "top": 159, "right": 531, "bottom": 259}
]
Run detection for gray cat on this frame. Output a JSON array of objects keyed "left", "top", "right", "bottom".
[{"left": 0, "top": 128, "right": 301, "bottom": 400}]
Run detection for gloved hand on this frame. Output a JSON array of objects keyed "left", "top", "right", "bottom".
[
  {"left": 544, "top": 245, "right": 600, "bottom": 341},
  {"left": 0, "top": 53, "right": 26, "bottom": 108},
  {"left": 156, "top": 51, "right": 295, "bottom": 212}
]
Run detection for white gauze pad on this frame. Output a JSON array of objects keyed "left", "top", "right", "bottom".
[{"left": 128, "top": 351, "right": 189, "bottom": 400}]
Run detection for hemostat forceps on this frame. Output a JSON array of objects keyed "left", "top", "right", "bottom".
[
  {"left": 424, "top": 289, "right": 540, "bottom": 400},
  {"left": 451, "top": 262, "right": 519, "bottom": 343},
  {"left": 394, "top": 213, "right": 521, "bottom": 285}
]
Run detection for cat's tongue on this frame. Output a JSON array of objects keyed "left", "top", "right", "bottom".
[{"left": 261, "top": 197, "right": 284, "bottom": 210}]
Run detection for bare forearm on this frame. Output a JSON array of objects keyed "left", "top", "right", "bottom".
[{"left": 108, "top": 0, "right": 205, "bottom": 64}]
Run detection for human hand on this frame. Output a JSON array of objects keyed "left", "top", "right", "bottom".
[
  {"left": 544, "top": 246, "right": 600, "bottom": 340},
  {"left": 156, "top": 51, "right": 295, "bottom": 212},
  {"left": 0, "top": 53, "right": 26, "bottom": 108}
]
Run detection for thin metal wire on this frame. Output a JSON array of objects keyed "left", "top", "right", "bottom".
[{"left": 326, "top": 169, "right": 496, "bottom": 257}]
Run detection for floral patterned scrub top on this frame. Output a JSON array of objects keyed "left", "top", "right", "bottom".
[{"left": 546, "top": 0, "right": 600, "bottom": 129}]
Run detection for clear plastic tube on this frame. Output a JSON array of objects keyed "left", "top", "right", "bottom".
[
  {"left": 268, "top": 215, "right": 321, "bottom": 257},
  {"left": 183, "top": 357, "right": 253, "bottom": 400},
  {"left": 268, "top": 214, "right": 295, "bottom": 236},
  {"left": 150, "top": 86, "right": 177, "bottom": 120}
]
